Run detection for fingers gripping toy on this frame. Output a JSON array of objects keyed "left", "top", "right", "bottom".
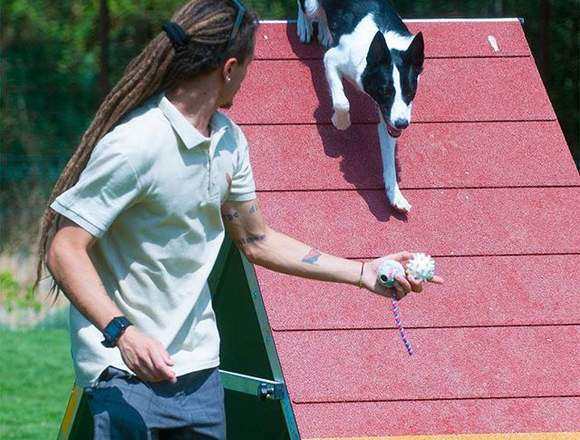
[{"left": 377, "top": 253, "right": 436, "bottom": 356}]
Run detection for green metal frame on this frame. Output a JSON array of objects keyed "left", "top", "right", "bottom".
[{"left": 57, "top": 237, "right": 300, "bottom": 439}]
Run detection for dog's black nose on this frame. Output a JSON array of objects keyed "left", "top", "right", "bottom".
[{"left": 394, "top": 119, "right": 409, "bottom": 129}]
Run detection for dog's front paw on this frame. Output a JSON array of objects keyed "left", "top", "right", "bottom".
[
  {"left": 387, "top": 187, "right": 412, "bottom": 213},
  {"left": 331, "top": 111, "right": 351, "bottom": 130},
  {"left": 297, "top": 9, "right": 313, "bottom": 43}
]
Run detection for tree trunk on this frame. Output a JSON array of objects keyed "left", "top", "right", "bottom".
[
  {"left": 494, "top": 0, "right": 504, "bottom": 16},
  {"left": 98, "top": 0, "right": 111, "bottom": 99},
  {"left": 539, "top": 0, "right": 551, "bottom": 84}
]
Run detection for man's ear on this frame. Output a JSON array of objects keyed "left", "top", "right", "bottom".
[
  {"left": 367, "top": 31, "right": 391, "bottom": 67},
  {"left": 404, "top": 32, "right": 424, "bottom": 72},
  {"left": 222, "top": 57, "right": 239, "bottom": 82}
]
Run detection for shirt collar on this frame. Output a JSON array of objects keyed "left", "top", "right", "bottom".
[{"left": 157, "top": 93, "right": 227, "bottom": 150}]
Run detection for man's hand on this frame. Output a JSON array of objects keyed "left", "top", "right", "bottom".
[
  {"left": 362, "top": 252, "right": 444, "bottom": 300},
  {"left": 117, "top": 326, "right": 177, "bottom": 383}
]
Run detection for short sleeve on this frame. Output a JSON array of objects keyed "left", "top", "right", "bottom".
[
  {"left": 226, "top": 129, "right": 257, "bottom": 202},
  {"left": 50, "top": 135, "right": 143, "bottom": 238}
]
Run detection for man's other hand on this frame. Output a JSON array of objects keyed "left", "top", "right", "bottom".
[{"left": 117, "top": 326, "right": 177, "bottom": 383}]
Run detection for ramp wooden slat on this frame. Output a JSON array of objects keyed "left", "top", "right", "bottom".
[
  {"left": 255, "top": 21, "right": 531, "bottom": 60},
  {"left": 257, "top": 188, "right": 580, "bottom": 258},
  {"left": 274, "top": 326, "right": 580, "bottom": 403},
  {"left": 245, "top": 122, "right": 579, "bottom": 190},
  {"left": 230, "top": 58, "right": 556, "bottom": 125},
  {"left": 293, "top": 398, "right": 580, "bottom": 438},
  {"left": 254, "top": 255, "right": 580, "bottom": 331}
]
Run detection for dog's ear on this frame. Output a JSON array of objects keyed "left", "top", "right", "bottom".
[
  {"left": 404, "top": 32, "right": 424, "bottom": 72},
  {"left": 367, "top": 31, "right": 391, "bottom": 67}
]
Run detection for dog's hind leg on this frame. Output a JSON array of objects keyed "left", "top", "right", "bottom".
[
  {"left": 378, "top": 117, "right": 412, "bottom": 212},
  {"left": 324, "top": 47, "right": 351, "bottom": 130},
  {"left": 297, "top": 0, "right": 313, "bottom": 43},
  {"left": 316, "top": 9, "right": 334, "bottom": 48}
]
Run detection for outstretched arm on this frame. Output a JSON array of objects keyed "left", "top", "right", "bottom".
[{"left": 221, "top": 198, "right": 441, "bottom": 299}]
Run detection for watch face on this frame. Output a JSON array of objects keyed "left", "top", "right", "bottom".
[
  {"left": 112, "top": 320, "right": 123, "bottom": 333},
  {"left": 107, "top": 321, "right": 120, "bottom": 338},
  {"left": 103, "top": 317, "right": 131, "bottom": 347}
]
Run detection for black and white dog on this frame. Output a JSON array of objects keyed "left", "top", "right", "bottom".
[{"left": 297, "top": 0, "right": 424, "bottom": 212}]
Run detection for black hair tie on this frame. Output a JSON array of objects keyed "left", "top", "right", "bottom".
[{"left": 162, "top": 22, "right": 189, "bottom": 50}]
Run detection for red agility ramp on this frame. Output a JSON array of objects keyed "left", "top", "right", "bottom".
[{"left": 227, "top": 19, "right": 580, "bottom": 439}]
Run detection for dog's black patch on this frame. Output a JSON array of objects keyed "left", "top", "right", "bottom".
[
  {"left": 391, "top": 33, "right": 424, "bottom": 105},
  {"left": 361, "top": 31, "right": 395, "bottom": 121},
  {"left": 322, "top": 0, "right": 411, "bottom": 44}
]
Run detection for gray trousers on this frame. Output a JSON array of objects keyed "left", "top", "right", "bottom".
[{"left": 84, "top": 366, "right": 226, "bottom": 440}]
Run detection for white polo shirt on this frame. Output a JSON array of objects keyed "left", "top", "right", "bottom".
[{"left": 51, "top": 93, "right": 257, "bottom": 387}]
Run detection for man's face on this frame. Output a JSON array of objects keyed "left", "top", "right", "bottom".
[{"left": 218, "top": 56, "right": 252, "bottom": 109}]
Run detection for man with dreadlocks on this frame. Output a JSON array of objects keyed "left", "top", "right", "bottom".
[{"left": 38, "top": 0, "right": 441, "bottom": 438}]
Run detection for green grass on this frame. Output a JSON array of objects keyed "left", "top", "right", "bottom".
[{"left": 0, "top": 329, "right": 74, "bottom": 440}]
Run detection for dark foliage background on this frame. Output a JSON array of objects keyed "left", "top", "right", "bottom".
[{"left": 1, "top": 0, "right": 578, "bottom": 248}]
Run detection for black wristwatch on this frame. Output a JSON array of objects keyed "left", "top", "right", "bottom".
[{"left": 101, "top": 316, "right": 133, "bottom": 348}]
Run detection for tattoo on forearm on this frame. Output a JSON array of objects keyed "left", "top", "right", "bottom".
[
  {"left": 222, "top": 211, "right": 241, "bottom": 222},
  {"left": 302, "top": 248, "right": 322, "bottom": 265},
  {"left": 237, "top": 234, "right": 266, "bottom": 246}
]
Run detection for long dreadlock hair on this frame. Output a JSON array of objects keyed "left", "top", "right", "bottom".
[{"left": 35, "top": 0, "right": 259, "bottom": 299}]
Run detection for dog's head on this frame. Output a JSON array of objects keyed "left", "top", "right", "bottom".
[{"left": 361, "top": 31, "right": 424, "bottom": 138}]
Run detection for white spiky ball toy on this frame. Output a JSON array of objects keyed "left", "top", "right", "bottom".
[{"left": 406, "top": 253, "right": 436, "bottom": 282}]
